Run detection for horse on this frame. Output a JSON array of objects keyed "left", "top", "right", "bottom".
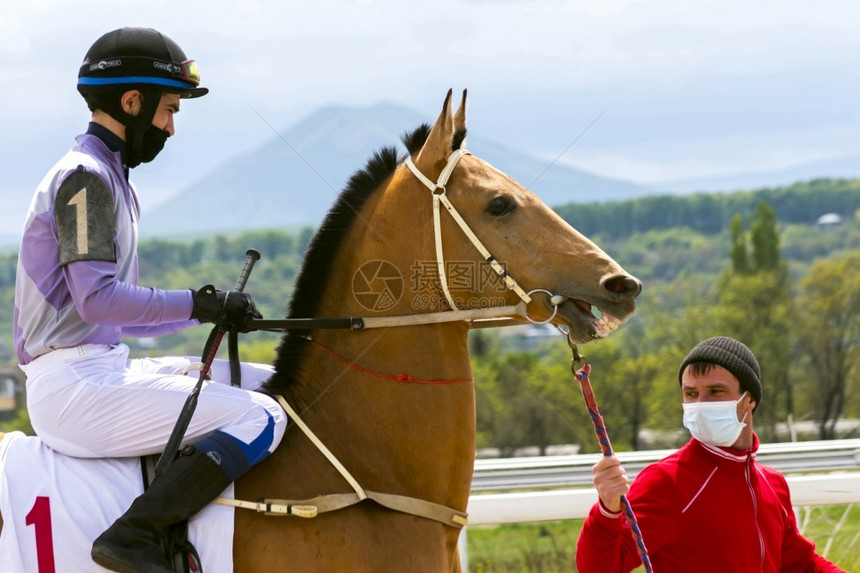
[{"left": 0, "top": 90, "right": 640, "bottom": 572}]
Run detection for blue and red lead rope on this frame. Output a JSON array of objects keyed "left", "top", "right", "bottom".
[{"left": 574, "top": 359, "right": 654, "bottom": 573}]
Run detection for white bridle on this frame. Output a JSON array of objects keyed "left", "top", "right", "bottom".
[
  {"left": 406, "top": 149, "right": 564, "bottom": 325},
  {"left": 216, "top": 148, "right": 573, "bottom": 527}
]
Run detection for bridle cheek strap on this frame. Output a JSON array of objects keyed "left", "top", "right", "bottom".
[{"left": 404, "top": 150, "right": 532, "bottom": 310}]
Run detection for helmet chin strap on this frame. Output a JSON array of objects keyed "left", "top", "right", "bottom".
[{"left": 123, "top": 87, "right": 163, "bottom": 168}]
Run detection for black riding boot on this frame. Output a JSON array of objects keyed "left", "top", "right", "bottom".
[{"left": 91, "top": 445, "right": 232, "bottom": 573}]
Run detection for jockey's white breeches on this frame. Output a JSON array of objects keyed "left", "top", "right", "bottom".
[{"left": 21, "top": 343, "right": 286, "bottom": 459}]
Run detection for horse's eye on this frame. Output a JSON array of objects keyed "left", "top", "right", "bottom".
[{"left": 486, "top": 196, "right": 517, "bottom": 217}]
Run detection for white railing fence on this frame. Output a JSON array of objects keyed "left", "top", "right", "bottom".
[
  {"left": 459, "top": 439, "right": 860, "bottom": 569},
  {"left": 466, "top": 470, "right": 860, "bottom": 526}
]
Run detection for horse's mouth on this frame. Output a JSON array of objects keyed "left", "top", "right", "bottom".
[{"left": 554, "top": 298, "right": 625, "bottom": 344}]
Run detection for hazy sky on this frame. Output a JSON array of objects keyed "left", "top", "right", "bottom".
[{"left": 2, "top": 0, "right": 860, "bottom": 222}]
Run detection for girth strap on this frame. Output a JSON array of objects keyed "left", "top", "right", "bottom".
[
  {"left": 214, "top": 490, "right": 468, "bottom": 528},
  {"left": 213, "top": 394, "right": 469, "bottom": 529}
]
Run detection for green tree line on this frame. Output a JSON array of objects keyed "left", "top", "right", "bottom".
[
  {"left": 555, "top": 178, "right": 860, "bottom": 239},
  {"left": 1, "top": 181, "right": 858, "bottom": 455}
]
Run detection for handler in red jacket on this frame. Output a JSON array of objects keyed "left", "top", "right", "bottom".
[{"left": 576, "top": 336, "right": 845, "bottom": 573}]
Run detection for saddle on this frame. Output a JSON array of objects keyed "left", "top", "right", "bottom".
[{"left": 0, "top": 431, "right": 235, "bottom": 573}]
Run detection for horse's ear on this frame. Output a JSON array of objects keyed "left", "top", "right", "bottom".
[
  {"left": 453, "top": 89, "right": 467, "bottom": 149},
  {"left": 413, "top": 89, "right": 454, "bottom": 175}
]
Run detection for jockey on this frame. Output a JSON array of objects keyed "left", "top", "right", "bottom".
[{"left": 13, "top": 27, "right": 288, "bottom": 572}]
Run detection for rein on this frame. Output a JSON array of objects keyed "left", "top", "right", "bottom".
[{"left": 248, "top": 301, "right": 530, "bottom": 332}]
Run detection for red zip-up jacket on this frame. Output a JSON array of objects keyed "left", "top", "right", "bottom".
[{"left": 576, "top": 435, "right": 845, "bottom": 572}]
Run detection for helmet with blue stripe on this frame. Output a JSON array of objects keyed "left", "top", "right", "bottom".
[{"left": 78, "top": 27, "right": 208, "bottom": 99}]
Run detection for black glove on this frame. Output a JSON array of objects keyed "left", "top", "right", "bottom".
[{"left": 190, "top": 285, "right": 263, "bottom": 332}]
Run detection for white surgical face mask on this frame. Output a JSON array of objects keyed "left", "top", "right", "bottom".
[{"left": 682, "top": 392, "right": 749, "bottom": 447}]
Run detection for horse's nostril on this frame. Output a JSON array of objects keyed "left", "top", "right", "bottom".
[{"left": 602, "top": 275, "right": 642, "bottom": 297}]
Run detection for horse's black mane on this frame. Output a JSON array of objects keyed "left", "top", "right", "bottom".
[{"left": 264, "top": 122, "right": 466, "bottom": 393}]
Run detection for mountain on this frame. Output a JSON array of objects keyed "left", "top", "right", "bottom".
[{"left": 141, "top": 102, "right": 659, "bottom": 238}]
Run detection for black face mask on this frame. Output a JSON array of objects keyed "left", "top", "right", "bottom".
[{"left": 126, "top": 124, "right": 169, "bottom": 168}]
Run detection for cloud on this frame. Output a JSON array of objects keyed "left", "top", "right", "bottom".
[{"left": 2, "top": 0, "right": 860, "bottom": 201}]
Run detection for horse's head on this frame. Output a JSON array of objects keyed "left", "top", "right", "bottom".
[
  {"left": 399, "top": 90, "right": 641, "bottom": 344},
  {"left": 283, "top": 89, "right": 639, "bottom": 353}
]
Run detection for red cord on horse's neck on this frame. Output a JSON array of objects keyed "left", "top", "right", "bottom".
[{"left": 311, "top": 339, "right": 473, "bottom": 385}]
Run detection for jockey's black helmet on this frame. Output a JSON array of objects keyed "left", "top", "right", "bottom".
[{"left": 77, "top": 27, "right": 208, "bottom": 99}]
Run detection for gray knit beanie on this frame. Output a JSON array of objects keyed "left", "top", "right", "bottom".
[{"left": 678, "top": 336, "right": 762, "bottom": 407}]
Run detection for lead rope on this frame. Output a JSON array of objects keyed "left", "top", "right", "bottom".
[{"left": 570, "top": 348, "right": 653, "bottom": 573}]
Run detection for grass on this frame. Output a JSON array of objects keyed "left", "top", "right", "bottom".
[
  {"left": 466, "top": 521, "right": 578, "bottom": 573},
  {"left": 798, "top": 505, "right": 860, "bottom": 570},
  {"left": 465, "top": 504, "right": 860, "bottom": 572}
]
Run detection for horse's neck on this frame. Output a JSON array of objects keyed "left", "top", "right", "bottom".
[
  {"left": 264, "top": 322, "right": 476, "bottom": 505},
  {"left": 295, "top": 322, "right": 475, "bottom": 435},
  {"left": 314, "top": 321, "right": 472, "bottom": 381}
]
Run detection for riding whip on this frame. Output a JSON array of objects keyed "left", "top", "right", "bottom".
[
  {"left": 155, "top": 248, "right": 261, "bottom": 476},
  {"left": 571, "top": 350, "right": 653, "bottom": 572}
]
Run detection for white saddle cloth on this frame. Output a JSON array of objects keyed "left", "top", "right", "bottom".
[{"left": 0, "top": 431, "right": 234, "bottom": 573}]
